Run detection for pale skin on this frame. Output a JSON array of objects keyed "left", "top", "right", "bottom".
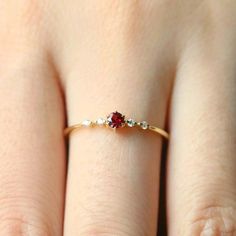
[{"left": 0, "top": 1, "right": 236, "bottom": 235}]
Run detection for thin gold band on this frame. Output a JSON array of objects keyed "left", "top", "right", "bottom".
[
  {"left": 64, "top": 123, "right": 169, "bottom": 139},
  {"left": 64, "top": 111, "right": 169, "bottom": 140},
  {"left": 148, "top": 125, "right": 169, "bottom": 139}
]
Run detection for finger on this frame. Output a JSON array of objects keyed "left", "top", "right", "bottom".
[
  {"left": 59, "top": 2, "right": 174, "bottom": 235},
  {"left": 167, "top": 5, "right": 236, "bottom": 235},
  {"left": 0, "top": 5, "right": 66, "bottom": 234},
  {"left": 64, "top": 71, "right": 170, "bottom": 235}
]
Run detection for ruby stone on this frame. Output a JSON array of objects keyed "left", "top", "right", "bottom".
[{"left": 107, "top": 111, "right": 125, "bottom": 128}]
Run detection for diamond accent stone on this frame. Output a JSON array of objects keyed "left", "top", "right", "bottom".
[
  {"left": 107, "top": 111, "right": 125, "bottom": 128},
  {"left": 127, "top": 118, "right": 136, "bottom": 127},
  {"left": 82, "top": 119, "right": 92, "bottom": 126},
  {"left": 140, "top": 121, "right": 149, "bottom": 130},
  {"left": 96, "top": 118, "right": 106, "bottom": 125}
]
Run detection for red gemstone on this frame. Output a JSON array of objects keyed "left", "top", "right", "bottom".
[{"left": 107, "top": 111, "right": 125, "bottom": 128}]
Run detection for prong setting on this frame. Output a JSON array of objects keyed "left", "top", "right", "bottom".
[
  {"left": 140, "top": 121, "right": 149, "bottom": 130},
  {"left": 96, "top": 118, "right": 106, "bottom": 126},
  {"left": 126, "top": 118, "right": 136, "bottom": 127},
  {"left": 107, "top": 111, "right": 125, "bottom": 128},
  {"left": 82, "top": 119, "right": 93, "bottom": 127}
]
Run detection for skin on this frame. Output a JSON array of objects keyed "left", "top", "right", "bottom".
[{"left": 0, "top": 0, "right": 235, "bottom": 235}]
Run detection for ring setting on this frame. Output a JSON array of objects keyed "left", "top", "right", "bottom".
[{"left": 64, "top": 111, "right": 169, "bottom": 139}]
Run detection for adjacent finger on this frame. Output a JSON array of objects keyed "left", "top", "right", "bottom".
[
  {"left": 0, "top": 5, "right": 66, "bottom": 234},
  {"left": 167, "top": 7, "right": 236, "bottom": 235}
]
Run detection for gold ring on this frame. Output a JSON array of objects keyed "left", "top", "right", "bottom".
[{"left": 64, "top": 111, "right": 169, "bottom": 140}]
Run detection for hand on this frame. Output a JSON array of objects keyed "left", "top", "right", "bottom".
[{"left": 0, "top": 1, "right": 235, "bottom": 235}]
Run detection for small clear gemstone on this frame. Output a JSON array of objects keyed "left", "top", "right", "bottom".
[
  {"left": 140, "top": 121, "right": 149, "bottom": 130},
  {"left": 127, "top": 118, "right": 136, "bottom": 127},
  {"left": 82, "top": 119, "right": 92, "bottom": 126},
  {"left": 96, "top": 118, "right": 106, "bottom": 125}
]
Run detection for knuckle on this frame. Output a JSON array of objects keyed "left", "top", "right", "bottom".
[
  {"left": 74, "top": 191, "right": 152, "bottom": 236},
  {"left": 73, "top": 206, "right": 149, "bottom": 236},
  {"left": 185, "top": 205, "right": 236, "bottom": 236},
  {"left": 78, "top": 225, "right": 133, "bottom": 236},
  {"left": 0, "top": 190, "right": 59, "bottom": 235},
  {"left": 0, "top": 216, "right": 52, "bottom": 236},
  {"left": 80, "top": 229, "right": 123, "bottom": 236}
]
